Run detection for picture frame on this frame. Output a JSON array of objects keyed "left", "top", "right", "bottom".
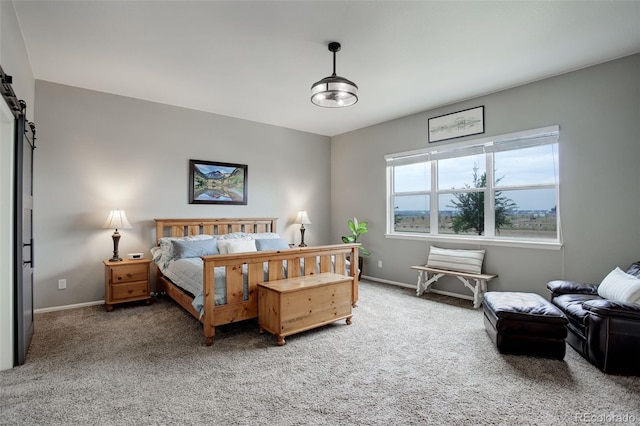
[
  {"left": 189, "top": 159, "right": 248, "bottom": 205},
  {"left": 428, "top": 106, "right": 485, "bottom": 143}
]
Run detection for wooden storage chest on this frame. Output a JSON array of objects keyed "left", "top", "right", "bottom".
[{"left": 258, "top": 272, "right": 353, "bottom": 345}]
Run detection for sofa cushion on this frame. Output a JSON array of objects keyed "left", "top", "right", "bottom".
[
  {"left": 597, "top": 267, "right": 640, "bottom": 305},
  {"left": 551, "top": 293, "right": 601, "bottom": 335},
  {"left": 582, "top": 299, "right": 640, "bottom": 321}
]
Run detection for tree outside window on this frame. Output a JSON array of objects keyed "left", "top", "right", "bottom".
[{"left": 448, "top": 167, "right": 517, "bottom": 235}]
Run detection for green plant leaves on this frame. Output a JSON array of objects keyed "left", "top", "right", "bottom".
[{"left": 343, "top": 217, "right": 370, "bottom": 256}]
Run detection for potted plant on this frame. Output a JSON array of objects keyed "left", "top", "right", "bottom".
[{"left": 342, "top": 217, "right": 370, "bottom": 279}]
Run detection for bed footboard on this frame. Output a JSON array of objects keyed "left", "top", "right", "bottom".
[{"left": 201, "top": 244, "right": 360, "bottom": 346}]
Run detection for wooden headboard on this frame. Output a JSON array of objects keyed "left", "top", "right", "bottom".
[{"left": 154, "top": 218, "right": 278, "bottom": 243}]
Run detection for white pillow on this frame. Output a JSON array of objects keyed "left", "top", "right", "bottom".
[
  {"left": 226, "top": 239, "right": 257, "bottom": 254},
  {"left": 597, "top": 267, "right": 640, "bottom": 305},
  {"left": 217, "top": 237, "right": 255, "bottom": 254},
  {"left": 426, "top": 246, "right": 485, "bottom": 274}
]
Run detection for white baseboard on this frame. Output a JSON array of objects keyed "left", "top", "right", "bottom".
[
  {"left": 35, "top": 300, "right": 104, "bottom": 314},
  {"left": 34, "top": 278, "right": 474, "bottom": 314},
  {"left": 361, "top": 275, "right": 474, "bottom": 301}
]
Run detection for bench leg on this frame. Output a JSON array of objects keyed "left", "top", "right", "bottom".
[
  {"left": 472, "top": 279, "right": 481, "bottom": 308},
  {"left": 416, "top": 271, "right": 426, "bottom": 295},
  {"left": 453, "top": 276, "right": 484, "bottom": 308},
  {"left": 471, "top": 279, "right": 488, "bottom": 308},
  {"left": 417, "top": 271, "right": 444, "bottom": 296},
  {"left": 414, "top": 267, "right": 493, "bottom": 308}
]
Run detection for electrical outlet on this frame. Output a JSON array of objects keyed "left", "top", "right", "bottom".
[
  {"left": 378, "top": 260, "right": 383, "bottom": 268},
  {"left": 58, "top": 279, "right": 67, "bottom": 290}
]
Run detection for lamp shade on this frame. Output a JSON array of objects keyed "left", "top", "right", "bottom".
[
  {"left": 310, "top": 75, "right": 358, "bottom": 108},
  {"left": 102, "top": 209, "right": 132, "bottom": 230},
  {"left": 310, "top": 42, "right": 358, "bottom": 108},
  {"left": 295, "top": 211, "right": 312, "bottom": 225}
]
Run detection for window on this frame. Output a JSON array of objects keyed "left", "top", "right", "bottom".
[{"left": 386, "top": 126, "right": 560, "bottom": 247}]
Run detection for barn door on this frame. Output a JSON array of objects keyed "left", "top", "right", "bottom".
[{"left": 14, "top": 105, "right": 35, "bottom": 366}]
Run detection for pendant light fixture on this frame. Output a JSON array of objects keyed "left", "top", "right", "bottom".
[{"left": 310, "top": 42, "right": 358, "bottom": 108}]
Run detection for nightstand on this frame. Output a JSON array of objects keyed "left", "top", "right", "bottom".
[{"left": 103, "top": 258, "right": 151, "bottom": 311}]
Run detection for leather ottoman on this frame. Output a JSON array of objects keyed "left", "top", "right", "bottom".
[{"left": 483, "top": 291, "right": 568, "bottom": 359}]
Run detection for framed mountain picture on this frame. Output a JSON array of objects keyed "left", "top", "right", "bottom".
[{"left": 189, "top": 159, "right": 248, "bottom": 205}]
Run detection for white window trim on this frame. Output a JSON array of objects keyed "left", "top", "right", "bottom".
[{"left": 385, "top": 126, "right": 562, "bottom": 250}]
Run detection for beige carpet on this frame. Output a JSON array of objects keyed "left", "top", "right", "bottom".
[{"left": 1, "top": 280, "right": 639, "bottom": 425}]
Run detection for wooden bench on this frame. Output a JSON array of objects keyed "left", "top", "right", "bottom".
[
  {"left": 258, "top": 272, "right": 354, "bottom": 346},
  {"left": 410, "top": 265, "right": 498, "bottom": 308}
]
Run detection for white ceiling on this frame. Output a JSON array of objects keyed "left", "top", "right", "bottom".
[{"left": 13, "top": 1, "right": 640, "bottom": 137}]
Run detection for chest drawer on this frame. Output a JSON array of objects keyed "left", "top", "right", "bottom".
[
  {"left": 111, "top": 263, "right": 148, "bottom": 284},
  {"left": 111, "top": 281, "right": 148, "bottom": 301}
]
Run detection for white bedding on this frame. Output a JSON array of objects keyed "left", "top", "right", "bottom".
[
  {"left": 161, "top": 257, "right": 252, "bottom": 316},
  {"left": 151, "top": 232, "right": 353, "bottom": 316}
]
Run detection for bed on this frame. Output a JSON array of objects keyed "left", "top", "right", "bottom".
[{"left": 153, "top": 218, "right": 360, "bottom": 345}]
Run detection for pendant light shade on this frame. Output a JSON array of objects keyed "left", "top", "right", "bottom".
[{"left": 311, "top": 42, "right": 358, "bottom": 108}]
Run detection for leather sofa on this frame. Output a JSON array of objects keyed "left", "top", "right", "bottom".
[{"left": 547, "top": 262, "right": 640, "bottom": 375}]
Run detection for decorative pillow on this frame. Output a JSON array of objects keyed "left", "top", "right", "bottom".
[
  {"left": 225, "top": 239, "right": 257, "bottom": 254},
  {"left": 171, "top": 238, "right": 219, "bottom": 259},
  {"left": 426, "top": 246, "right": 485, "bottom": 274},
  {"left": 597, "top": 267, "right": 640, "bottom": 305},
  {"left": 217, "top": 237, "right": 253, "bottom": 254},
  {"left": 255, "top": 238, "right": 290, "bottom": 251},
  {"left": 155, "top": 234, "right": 214, "bottom": 265}
]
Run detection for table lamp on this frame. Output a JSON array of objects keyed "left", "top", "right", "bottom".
[
  {"left": 103, "top": 209, "right": 132, "bottom": 262},
  {"left": 295, "top": 210, "right": 311, "bottom": 247}
]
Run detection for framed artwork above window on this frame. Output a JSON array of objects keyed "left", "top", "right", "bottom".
[
  {"left": 189, "top": 159, "right": 248, "bottom": 205},
  {"left": 428, "top": 106, "right": 485, "bottom": 143}
]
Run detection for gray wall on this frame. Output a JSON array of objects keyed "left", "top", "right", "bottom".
[
  {"left": 33, "top": 81, "right": 331, "bottom": 309},
  {"left": 26, "top": 51, "right": 640, "bottom": 309},
  {"left": 331, "top": 54, "right": 640, "bottom": 297},
  {"left": 0, "top": 1, "right": 35, "bottom": 114}
]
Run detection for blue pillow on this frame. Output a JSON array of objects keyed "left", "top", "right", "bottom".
[
  {"left": 171, "top": 238, "right": 219, "bottom": 259},
  {"left": 255, "top": 238, "right": 290, "bottom": 251}
]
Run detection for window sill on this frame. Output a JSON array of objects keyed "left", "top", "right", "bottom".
[{"left": 385, "top": 232, "right": 563, "bottom": 250}]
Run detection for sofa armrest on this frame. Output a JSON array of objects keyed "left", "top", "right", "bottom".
[
  {"left": 583, "top": 299, "right": 640, "bottom": 321},
  {"left": 546, "top": 280, "right": 599, "bottom": 297}
]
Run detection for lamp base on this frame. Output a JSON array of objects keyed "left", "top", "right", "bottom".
[
  {"left": 299, "top": 225, "right": 307, "bottom": 247},
  {"left": 110, "top": 230, "right": 122, "bottom": 262}
]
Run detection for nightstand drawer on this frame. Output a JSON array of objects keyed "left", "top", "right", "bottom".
[
  {"left": 112, "top": 281, "right": 148, "bottom": 300},
  {"left": 111, "top": 264, "right": 148, "bottom": 284},
  {"left": 104, "top": 258, "right": 151, "bottom": 311}
]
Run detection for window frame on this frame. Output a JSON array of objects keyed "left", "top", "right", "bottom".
[{"left": 385, "top": 126, "right": 562, "bottom": 250}]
